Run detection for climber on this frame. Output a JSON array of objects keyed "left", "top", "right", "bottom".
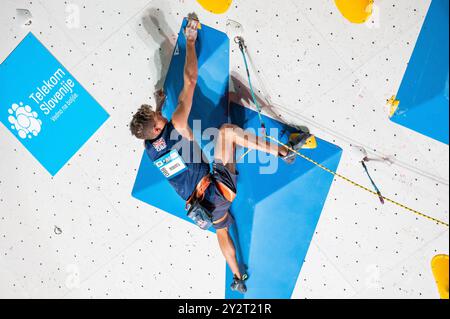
[{"left": 129, "top": 13, "right": 312, "bottom": 294}]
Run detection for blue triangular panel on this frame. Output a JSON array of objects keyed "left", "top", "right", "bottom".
[
  {"left": 225, "top": 103, "right": 342, "bottom": 299},
  {"left": 132, "top": 19, "right": 230, "bottom": 222},
  {"left": 391, "top": 0, "right": 449, "bottom": 144},
  {"left": 162, "top": 18, "right": 230, "bottom": 154}
]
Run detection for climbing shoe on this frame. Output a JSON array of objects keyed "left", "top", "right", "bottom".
[
  {"left": 230, "top": 274, "right": 248, "bottom": 294},
  {"left": 281, "top": 129, "right": 316, "bottom": 164}
]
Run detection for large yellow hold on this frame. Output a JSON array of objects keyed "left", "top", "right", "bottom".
[
  {"left": 335, "top": 0, "right": 374, "bottom": 24},
  {"left": 196, "top": 0, "right": 233, "bottom": 14},
  {"left": 432, "top": 255, "right": 449, "bottom": 299}
]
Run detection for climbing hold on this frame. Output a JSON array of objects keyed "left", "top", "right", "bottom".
[
  {"left": 431, "top": 254, "right": 449, "bottom": 299},
  {"left": 226, "top": 19, "right": 244, "bottom": 39},
  {"left": 16, "top": 8, "right": 33, "bottom": 27},
  {"left": 289, "top": 132, "right": 318, "bottom": 150},
  {"left": 196, "top": 0, "right": 233, "bottom": 14},
  {"left": 387, "top": 95, "right": 400, "bottom": 118},
  {"left": 303, "top": 135, "right": 318, "bottom": 149},
  {"left": 186, "top": 12, "right": 202, "bottom": 30},
  {"left": 54, "top": 225, "right": 62, "bottom": 235},
  {"left": 334, "top": 0, "right": 374, "bottom": 24}
]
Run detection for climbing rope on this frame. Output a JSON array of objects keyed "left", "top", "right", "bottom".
[
  {"left": 234, "top": 36, "right": 449, "bottom": 228},
  {"left": 235, "top": 36, "right": 266, "bottom": 134}
]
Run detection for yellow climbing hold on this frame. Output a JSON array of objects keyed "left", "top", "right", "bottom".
[
  {"left": 303, "top": 135, "right": 318, "bottom": 149},
  {"left": 432, "top": 254, "right": 449, "bottom": 299},
  {"left": 197, "top": 0, "right": 233, "bottom": 14},
  {"left": 387, "top": 95, "right": 400, "bottom": 118},
  {"left": 290, "top": 133, "right": 318, "bottom": 149},
  {"left": 335, "top": 0, "right": 374, "bottom": 24}
]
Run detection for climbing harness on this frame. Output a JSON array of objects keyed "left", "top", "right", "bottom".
[
  {"left": 186, "top": 197, "right": 214, "bottom": 230},
  {"left": 186, "top": 175, "right": 214, "bottom": 230},
  {"left": 185, "top": 174, "right": 237, "bottom": 230},
  {"left": 234, "top": 36, "right": 449, "bottom": 228}
]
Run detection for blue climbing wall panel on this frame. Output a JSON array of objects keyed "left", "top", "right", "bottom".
[
  {"left": 226, "top": 103, "right": 342, "bottom": 299},
  {"left": 161, "top": 18, "right": 230, "bottom": 153},
  {"left": 132, "top": 20, "right": 342, "bottom": 299},
  {"left": 132, "top": 18, "right": 230, "bottom": 226},
  {"left": 391, "top": 0, "right": 449, "bottom": 144}
]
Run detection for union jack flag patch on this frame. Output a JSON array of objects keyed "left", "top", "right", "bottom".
[{"left": 152, "top": 137, "right": 167, "bottom": 152}]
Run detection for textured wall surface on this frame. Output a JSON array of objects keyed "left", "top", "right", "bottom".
[{"left": 0, "top": 0, "right": 448, "bottom": 299}]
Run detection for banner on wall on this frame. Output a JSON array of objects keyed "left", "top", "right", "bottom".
[{"left": 0, "top": 32, "right": 109, "bottom": 175}]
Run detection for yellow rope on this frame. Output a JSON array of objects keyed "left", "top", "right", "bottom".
[
  {"left": 264, "top": 135, "right": 449, "bottom": 228},
  {"left": 238, "top": 148, "right": 253, "bottom": 162},
  {"left": 234, "top": 36, "right": 448, "bottom": 228}
]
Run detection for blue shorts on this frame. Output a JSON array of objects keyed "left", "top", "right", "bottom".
[{"left": 203, "top": 162, "right": 238, "bottom": 230}]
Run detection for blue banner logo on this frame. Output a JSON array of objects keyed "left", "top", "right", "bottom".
[{"left": 0, "top": 33, "right": 109, "bottom": 175}]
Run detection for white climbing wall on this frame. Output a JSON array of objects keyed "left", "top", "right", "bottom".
[{"left": 0, "top": 0, "right": 448, "bottom": 299}]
